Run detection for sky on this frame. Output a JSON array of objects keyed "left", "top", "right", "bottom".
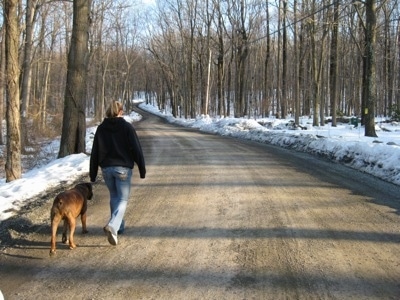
[{"left": 0, "top": 101, "right": 399, "bottom": 223}]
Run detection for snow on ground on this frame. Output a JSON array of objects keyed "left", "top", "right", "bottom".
[{"left": 0, "top": 101, "right": 399, "bottom": 222}]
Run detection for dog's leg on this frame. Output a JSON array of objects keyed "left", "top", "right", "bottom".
[
  {"left": 81, "top": 212, "right": 88, "bottom": 234},
  {"left": 68, "top": 215, "right": 77, "bottom": 249},
  {"left": 62, "top": 219, "right": 68, "bottom": 244},
  {"left": 50, "top": 214, "right": 62, "bottom": 255}
]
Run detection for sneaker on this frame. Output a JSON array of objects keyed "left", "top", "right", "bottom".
[{"left": 104, "top": 225, "right": 118, "bottom": 246}]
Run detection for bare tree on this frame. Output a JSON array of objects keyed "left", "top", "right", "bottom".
[
  {"left": 214, "top": 0, "right": 225, "bottom": 116},
  {"left": 262, "top": 0, "right": 271, "bottom": 118},
  {"left": 363, "top": 0, "right": 378, "bottom": 137},
  {"left": 20, "top": 0, "right": 40, "bottom": 149},
  {"left": 0, "top": 26, "right": 5, "bottom": 145},
  {"left": 397, "top": 18, "right": 400, "bottom": 111},
  {"left": 58, "top": 0, "right": 91, "bottom": 157},
  {"left": 4, "top": 0, "right": 21, "bottom": 182},
  {"left": 381, "top": 2, "right": 396, "bottom": 118},
  {"left": 227, "top": 0, "right": 251, "bottom": 118},
  {"left": 36, "top": 3, "right": 62, "bottom": 131},
  {"left": 310, "top": 0, "right": 320, "bottom": 126},
  {"left": 89, "top": 0, "right": 116, "bottom": 121},
  {"left": 329, "top": 0, "right": 339, "bottom": 127},
  {"left": 293, "top": 0, "right": 300, "bottom": 124},
  {"left": 309, "top": 0, "right": 329, "bottom": 126},
  {"left": 281, "top": 0, "right": 288, "bottom": 119}
]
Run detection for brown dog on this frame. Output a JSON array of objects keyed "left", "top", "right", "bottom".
[{"left": 50, "top": 182, "right": 93, "bottom": 255}]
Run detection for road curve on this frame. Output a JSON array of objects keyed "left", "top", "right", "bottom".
[{"left": 0, "top": 107, "right": 399, "bottom": 299}]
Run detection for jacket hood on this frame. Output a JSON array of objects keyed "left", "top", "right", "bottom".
[{"left": 101, "top": 117, "right": 125, "bottom": 131}]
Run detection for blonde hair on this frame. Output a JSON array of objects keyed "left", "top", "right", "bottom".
[{"left": 106, "top": 100, "right": 123, "bottom": 118}]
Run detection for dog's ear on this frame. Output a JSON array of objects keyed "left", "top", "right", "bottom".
[
  {"left": 85, "top": 182, "right": 92, "bottom": 193},
  {"left": 85, "top": 182, "right": 93, "bottom": 200},
  {"left": 75, "top": 183, "right": 93, "bottom": 199}
]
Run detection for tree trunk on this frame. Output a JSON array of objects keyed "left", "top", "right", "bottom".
[
  {"left": 263, "top": 0, "right": 271, "bottom": 118},
  {"left": 311, "top": 1, "right": 319, "bottom": 126},
  {"left": 329, "top": 0, "right": 339, "bottom": 127},
  {"left": 40, "top": 60, "right": 51, "bottom": 130},
  {"left": 191, "top": 1, "right": 199, "bottom": 118},
  {"left": 281, "top": 0, "right": 287, "bottom": 119},
  {"left": 99, "top": 55, "right": 108, "bottom": 120},
  {"left": 0, "top": 27, "right": 5, "bottom": 145},
  {"left": 397, "top": 19, "right": 400, "bottom": 110},
  {"left": 205, "top": 49, "right": 211, "bottom": 115},
  {"left": 234, "top": 0, "right": 249, "bottom": 118},
  {"left": 364, "top": 0, "right": 378, "bottom": 137},
  {"left": 20, "top": 0, "right": 38, "bottom": 150},
  {"left": 58, "top": 0, "right": 91, "bottom": 158},
  {"left": 293, "top": 0, "right": 300, "bottom": 125},
  {"left": 4, "top": 0, "right": 22, "bottom": 182},
  {"left": 227, "top": 49, "right": 233, "bottom": 117},
  {"left": 299, "top": 0, "right": 308, "bottom": 116},
  {"left": 276, "top": 2, "right": 281, "bottom": 118},
  {"left": 216, "top": 3, "right": 225, "bottom": 117}
]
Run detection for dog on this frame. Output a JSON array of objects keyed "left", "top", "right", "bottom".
[{"left": 50, "top": 182, "right": 93, "bottom": 255}]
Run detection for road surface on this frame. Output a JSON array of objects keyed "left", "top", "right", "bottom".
[{"left": 1, "top": 107, "right": 399, "bottom": 299}]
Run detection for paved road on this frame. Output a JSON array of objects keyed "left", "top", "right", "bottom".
[{"left": 1, "top": 107, "right": 399, "bottom": 299}]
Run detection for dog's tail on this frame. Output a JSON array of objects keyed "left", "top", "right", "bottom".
[
  {"left": 52, "top": 195, "right": 65, "bottom": 210},
  {"left": 51, "top": 196, "right": 63, "bottom": 219},
  {"left": 56, "top": 197, "right": 63, "bottom": 208}
]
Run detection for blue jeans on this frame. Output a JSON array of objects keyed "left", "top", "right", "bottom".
[{"left": 102, "top": 166, "right": 132, "bottom": 235}]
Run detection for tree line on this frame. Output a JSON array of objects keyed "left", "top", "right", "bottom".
[
  {"left": 146, "top": 0, "right": 393, "bottom": 135},
  {"left": 0, "top": 0, "right": 397, "bottom": 182}
]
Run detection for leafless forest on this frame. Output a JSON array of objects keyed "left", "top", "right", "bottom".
[{"left": 0, "top": 0, "right": 399, "bottom": 182}]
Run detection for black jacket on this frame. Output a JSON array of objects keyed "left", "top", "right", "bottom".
[{"left": 89, "top": 117, "right": 146, "bottom": 182}]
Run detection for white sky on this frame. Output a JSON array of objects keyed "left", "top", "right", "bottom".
[{"left": 0, "top": 101, "right": 399, "bottom": 222}]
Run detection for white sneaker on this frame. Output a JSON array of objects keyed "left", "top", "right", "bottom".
[{"left": 104, "top": 225, "right": 118, "bottom": 245}]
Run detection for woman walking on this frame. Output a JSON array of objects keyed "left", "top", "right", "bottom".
[{"left": 90, "top": 101, "right": 146, "bottom": 245}]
